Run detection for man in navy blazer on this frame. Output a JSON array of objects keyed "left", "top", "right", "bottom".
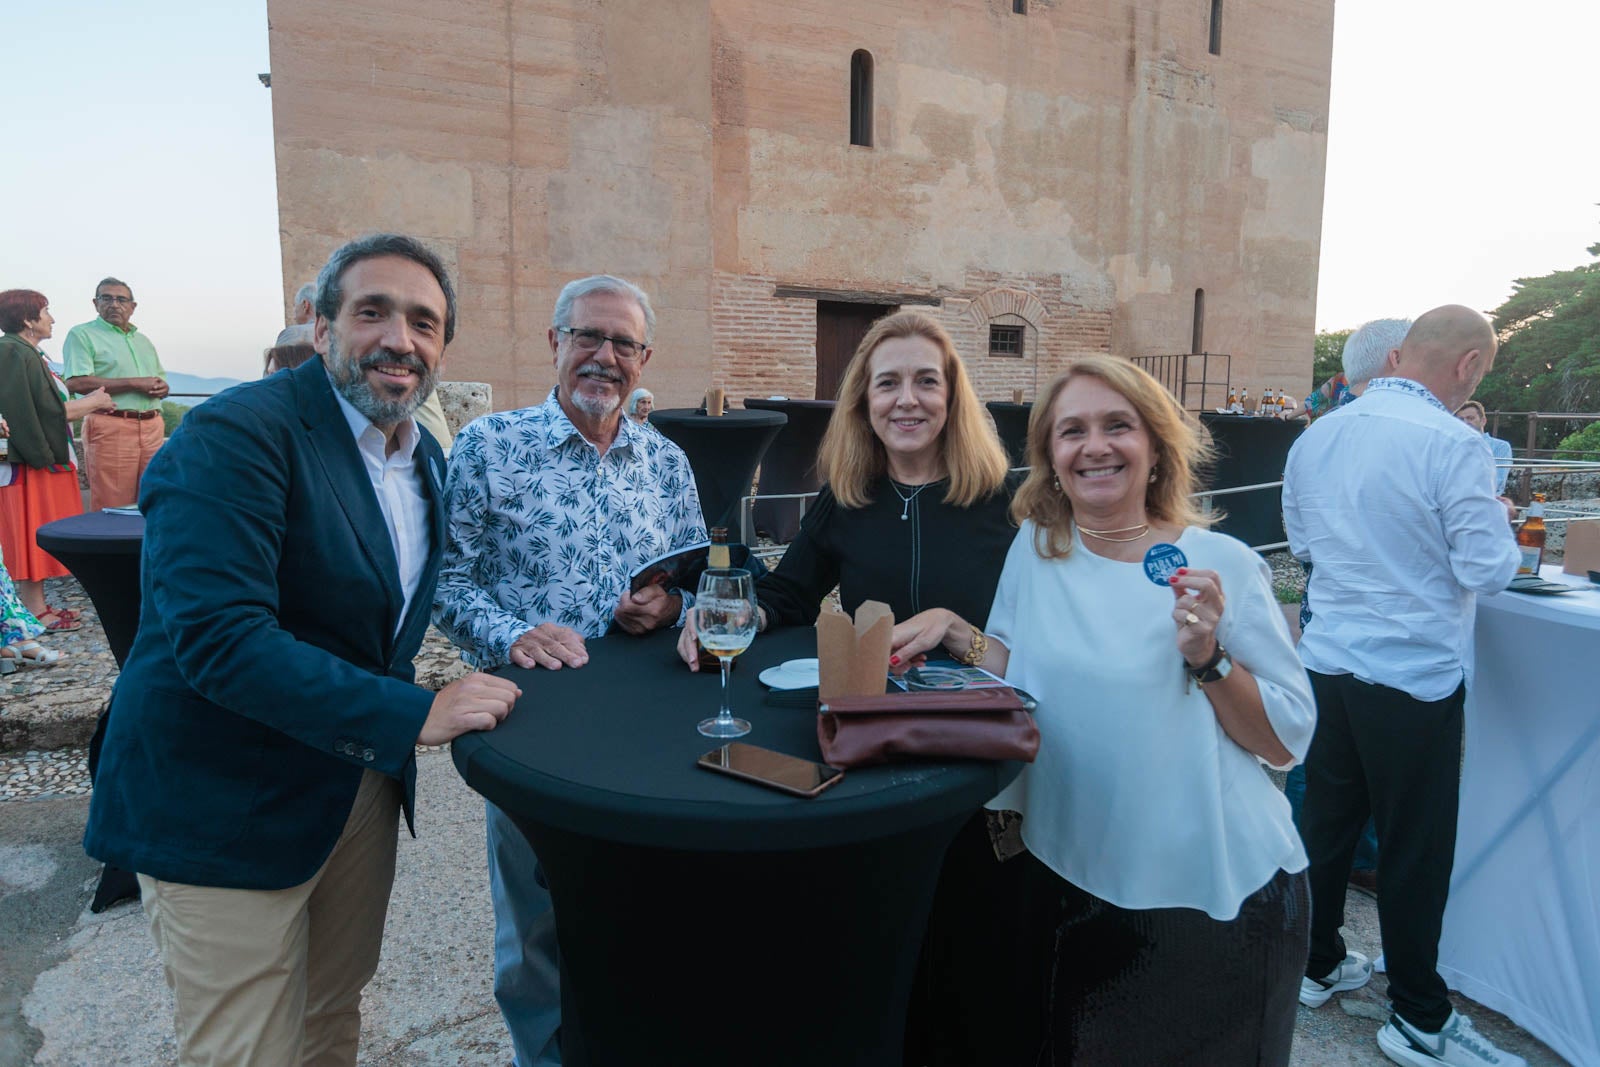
[{"left": 84, "top": 233, "right": 520, "bottom": 1065}]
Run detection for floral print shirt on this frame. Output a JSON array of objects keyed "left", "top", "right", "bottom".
[{"left": 433, "top": 390, "right": 706, "bottom": 667}]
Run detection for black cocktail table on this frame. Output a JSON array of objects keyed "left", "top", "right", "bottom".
[
  {"left": 35, "top": 510, "right": 145, "bottom": 669},
  {"left": 1198, "top": 413, "right": 1304, "bottom": 550},
  {"left": 649, "top": 407, "right": 787, "bottom": 531},
  {"left": 744, "top": 398, "right": 835, "bottom": 541},
  {"left": 452, "top": 627, "right": 1019, "bottom": 1067}
]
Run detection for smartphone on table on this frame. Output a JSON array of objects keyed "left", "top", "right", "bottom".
[{"left": 697, "top": 742, "right": 844, "bottom": 798}]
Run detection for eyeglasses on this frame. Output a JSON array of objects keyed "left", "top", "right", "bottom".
[
  {"left": 556, "top": 326, "right": 647, "bottom": 361},
  {"left": 96, "top": 295, "right": 134, "bottom": 305}
]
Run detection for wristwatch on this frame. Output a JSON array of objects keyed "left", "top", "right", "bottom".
[{"left": 1186, "top": 642, "right": 1233, "bottom": 686}]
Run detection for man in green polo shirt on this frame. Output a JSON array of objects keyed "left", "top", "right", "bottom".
[{"left": 63, "top": 277, "right": 169, "bottom": 510}]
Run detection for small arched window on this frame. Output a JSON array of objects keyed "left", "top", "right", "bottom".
[{"left": 850, "top": 50, "right": 874, "bottom": 147}]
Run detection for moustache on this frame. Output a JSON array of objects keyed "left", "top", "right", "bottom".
[
  {"left": 359, "top": 350, "right": 429, "bottom": 375},
  {"left": 576, "top": 362, "right": 621, "bottom": 383}
]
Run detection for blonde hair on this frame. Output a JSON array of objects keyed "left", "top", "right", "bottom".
[
  {"left": 817, "top": 310, "right": 1009, "bottom": 509},
  {"left": 1012, "top": 356, "right": 1214, "bottom": 559}
]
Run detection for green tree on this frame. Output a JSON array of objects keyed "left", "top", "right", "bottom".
[
  {"left": 1312, "top": 329, "right": 1352, "bottom": 388},
  {"left": 1554, "top": 420, "right": 1600, "bottom": 461},
  {"left": 160, "top": 401, "right": 189, "bottom": 437},
  {"left": 1475, "top": 238, "right": 1600, "bottom": 451}
]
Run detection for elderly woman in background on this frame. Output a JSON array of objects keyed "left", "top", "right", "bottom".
[
  {"left": 0, "top": 289, "right": 115, "bottom": 630},
  {"left": 262, "top": 340, "right": 317, "bottom": 376},
  {"left": 625, "top": 386, "right": 654, "bottom": 423},
  {"left": 676, "top": 310, "right": 1040, "bottom": 1064},
  {"left": 895, "top": 356, "right": 1315, "bottom": 1064}
]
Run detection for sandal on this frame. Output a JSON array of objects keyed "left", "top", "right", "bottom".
[
  {"left": 0, "top": 641, "right": 63, "bottom": 668},
  {"left": 46, "top": 606, "right": 80, "bottom": 623},
  {"left": 40, "top": 612, "right": 80, "bottom": 633}
]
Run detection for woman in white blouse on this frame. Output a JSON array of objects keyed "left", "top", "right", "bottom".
[{"left": 894, "top": 356, "right": 1316, "bottom": 1064}]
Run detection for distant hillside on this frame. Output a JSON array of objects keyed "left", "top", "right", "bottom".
[{"left": 46, "top": 363, "right": 243, "bottom": 408}]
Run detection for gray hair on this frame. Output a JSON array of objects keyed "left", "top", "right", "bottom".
[
  {"left": 292, "top": 282, "right": 316, "bottom": 308},
  {"left": 626, "top": 387, "right": 654, "bottom": 414},
  {"left": 95, "top": 277, "right": 133, "bottom": 300},
  {"left": 314, "top": 234, "right": 457, "bottom": 344},
  {"left": 1341, "top": 317, "right": 1412, "bottom": 387},
  {"left": 552, "top": 275, "right": 655, "bottom": 344}
]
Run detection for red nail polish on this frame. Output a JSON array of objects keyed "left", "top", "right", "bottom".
[
  {"left": 1168, "top": 575, "right": 1179, "bottom": 584},
  {"left": 890, "top": 655, "right": 900, "bottom": 665},
  {"left": 1177, "top": 567, "right": 1188, "bottom": 574}
]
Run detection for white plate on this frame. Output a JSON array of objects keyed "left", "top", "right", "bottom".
[{"left": 759, "top": 658, "right": 820, "bottom": 690}]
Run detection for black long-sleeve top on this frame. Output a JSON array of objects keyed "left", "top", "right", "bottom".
[{"left": 757, "top": 471, "right": 1023, "bottom": 632}]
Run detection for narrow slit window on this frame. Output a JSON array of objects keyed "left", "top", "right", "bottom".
[
  {"left": 1192, "top": 289, "right": 1206, "bottom": 353},
  {"left": 1208, "top": 0, "right": 1223, "bottom": 55},
  {"left": 989, "top": 324, "right": 1024, "bottom": 357},
  {"left": 850, "top": 50, "right": 874, "bottom": 147},
  {"left": 1013, "top": 0, "right": 1028, "bottom": 13}
]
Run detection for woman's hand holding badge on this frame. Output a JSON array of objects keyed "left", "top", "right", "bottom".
[{"left": 1168, "top": 567, "right": 1224, "bottom": 667}]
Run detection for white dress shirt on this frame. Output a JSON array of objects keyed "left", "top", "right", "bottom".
[
  {"left": 1283, "top": 378, "right": 1520, "bottom": 701},
  {"left": 986, "top": 525, "right": 1315, "bottom": 920},
  {"left": 331, "top": 385, "right": 431, "bottom": 633}
]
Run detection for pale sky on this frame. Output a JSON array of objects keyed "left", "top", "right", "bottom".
[{"left": 3, "top": 0, "right": 1597, "bottom": 382}]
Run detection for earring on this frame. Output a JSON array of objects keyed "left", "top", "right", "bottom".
[
  {"left": 1052, "top": 476, "right": 1061, "bottom": 490},
  {"left": 1148, "top": 466, "right": 1158, "bottom": 484}
]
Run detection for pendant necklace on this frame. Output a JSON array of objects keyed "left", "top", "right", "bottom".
[
  {"left": 1076, "top": 522, "right": 1150, "bottom": 543},
  {"left": 890, "top": 479, "right": 933, "bottom": 521}
]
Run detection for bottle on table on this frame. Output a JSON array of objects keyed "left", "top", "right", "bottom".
[
  {"left": 709, "top": 526, "right": 732, "bottom": 570},
  {"left": 1227, "top": 386, "right": 1240, "bottom": 413},
  {"left": 1263, "top": 387, "right": 1275, "bottom": 415},
  {"left": 1240, "top": 387, "right": 1251, "bottom": 415},
  {"left": 1515, "top": 495, "right": 1546, "bottom": 576}
]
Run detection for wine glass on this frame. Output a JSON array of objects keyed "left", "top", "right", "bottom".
[{"left": 694, "top": 568, "right": 757, "bottom": 738}]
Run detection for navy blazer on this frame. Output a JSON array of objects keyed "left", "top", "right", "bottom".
[{"left": 84, "top": 359, "right": 448, "bottom": 890}]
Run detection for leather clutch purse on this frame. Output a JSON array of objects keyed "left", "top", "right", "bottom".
[{"left": 817, "top": 688, "right": 1041, "bottom": 769}]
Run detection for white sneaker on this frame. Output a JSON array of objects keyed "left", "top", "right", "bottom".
[
  {"left": 1300, "top": 950, "right": 1373, "bottom": 1007},
  {"left": 1377, "top": 1010, "right": 1528, "bottom": 1067}
]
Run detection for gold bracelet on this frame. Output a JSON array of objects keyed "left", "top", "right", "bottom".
[{"left": 959, "top": 628, "right": 989, "bottom": 666}]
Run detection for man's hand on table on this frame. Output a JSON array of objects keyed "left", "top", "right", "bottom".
[
  {"left": 614, "top": 584, "right": 681, "bottom": 635},
  {"left": 419, "top": 672, "right": 521, "bottom": 745},
  {"left": 509, "top": 622, "right": 589, "bottom": 670}
]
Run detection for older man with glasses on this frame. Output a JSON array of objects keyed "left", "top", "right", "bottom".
[
  {"left": 63, "top": 277, "right": 169, "bottom": 509},
  {"left": 433, "top": 273, "right": 705, "bottom": 1065}
]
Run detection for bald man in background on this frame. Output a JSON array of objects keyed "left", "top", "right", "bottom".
[{"left": 1283, "top": 306, "right": 1524, "bottom": 1067}]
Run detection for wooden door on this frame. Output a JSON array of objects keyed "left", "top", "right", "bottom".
[{"left": 815, "top": 301, "right": 897, "bottom": 400}]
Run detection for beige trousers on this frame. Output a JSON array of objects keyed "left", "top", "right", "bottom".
[
  {"left": 137, "top": 769, "right": 402, "bottom": 1067},
  {"left": 83, "top": 412, "right": 164, "bottom": 510}
]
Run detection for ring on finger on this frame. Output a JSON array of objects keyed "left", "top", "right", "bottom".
[{"left": 1183, "top": 612, "right": 1200, "bottom": 626}]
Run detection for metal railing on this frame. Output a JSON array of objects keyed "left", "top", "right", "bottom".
[{"left": 1130, "top": 353, "right": 1233, "bottom": 412}]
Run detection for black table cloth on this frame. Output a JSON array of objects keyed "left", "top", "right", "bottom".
[
  {"left": 35, "top": 511, "right": 145, "bottom": 669},
  {"left": 744, "top": 398, "right": 836, "bottom": 541},
  {"left": 648, "top": 408, "right": 786, "bottom": 531},
  {"left": 986, "top": 401, "right": 1033, "bottom": 467},
  {"left": 1199, "top": 413, "right": 1305, "bottom": 550},
  {"left": 36, "top": 510, "right": 145, "bottom": 911},
  {"left": 452, "top": 626, "right": 1020, "bottom": 1067}
]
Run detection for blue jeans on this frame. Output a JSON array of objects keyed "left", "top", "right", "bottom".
[
  {"left": 1285, "top": 763, "right": 1378, "bottom": 872},
  {"left": 486, "top": 800, "right": 562, "bottom": 1065}
]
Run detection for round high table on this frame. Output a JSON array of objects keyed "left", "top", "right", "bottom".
[
  {"left": 1197, "top": 412, "right": 1304, "bottom": 549},
  {"left": 35, "top": 510, "right": 145, "bottom": 669},
  {"left": 1438, "top": 566, "right": 1600, "bottom": 1067},
  {"left": 649, "top": 407, "right": 786, "bottom": 531},
  {"left": 985, "top": 401, "right": 1033, "bottom": 467},
  {"left": 35, "top": 509, "right": 146, "bottom": 912},
  {"left": 452, "top": 627, "right": 1020, "bottom": 1067},
  {"left": 744, "top": 398, "right": 835, "bottom": 542}
]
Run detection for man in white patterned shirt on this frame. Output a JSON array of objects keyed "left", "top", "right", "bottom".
[
  {"left": 433, "top": 274, "right": 705, "bottom": 1066},
  {"left": 1284, "top": 305, "right": 1524, "bottom": 1067}
]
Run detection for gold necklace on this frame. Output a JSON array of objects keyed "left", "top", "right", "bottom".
[{"left": 1076, "top": 522, "right": 1150, "bottom": 543}]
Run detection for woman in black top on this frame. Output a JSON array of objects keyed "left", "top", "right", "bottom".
[{"left": 676, "top": 310, "right": 1043, "bottom": 1065}]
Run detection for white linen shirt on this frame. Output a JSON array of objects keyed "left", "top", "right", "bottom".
[
  {"left": 1283, "top": 378, "right": 1521, "bottom": 701},
  {"left": 331, "top": 385, "right": 431, "bottom": 635},
  {"left": 986, "top": 524, "right": 1315, "bottom": 920},
  {"left": 432, "top": 390, "right": 707, "bottom": 667}
]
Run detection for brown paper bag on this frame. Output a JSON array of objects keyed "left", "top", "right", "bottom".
[
  {"left": 1562, "top": 518, "right": 1600, "bottom": 576},
  {"left": 816, "top": 600, "right": 894, "bottom": 702}
]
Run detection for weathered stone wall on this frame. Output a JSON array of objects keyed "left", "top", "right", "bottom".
[{"left": 268, "top": 0, "right": 1333, "bottom": 412}]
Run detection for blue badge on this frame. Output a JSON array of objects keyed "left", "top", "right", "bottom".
[{"left": 1143, "top": 543, "right": 1188, "bottom": 586}]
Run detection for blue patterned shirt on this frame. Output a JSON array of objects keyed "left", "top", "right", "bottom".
[{"left": 433, "top": 391, "right": 707, "bottom": 667}]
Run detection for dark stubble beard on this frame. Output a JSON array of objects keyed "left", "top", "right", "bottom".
[{"left": 326, "top": 334, "right": 437, "bottom": 427}]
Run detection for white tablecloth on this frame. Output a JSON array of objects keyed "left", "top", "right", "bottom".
[{"left": 1439, "top": 566, "right": 1600, "bottom": 1066}]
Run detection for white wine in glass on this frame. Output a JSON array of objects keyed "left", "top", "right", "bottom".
[{"left": 695, "top": 569, "right": 757, "bottom": 738}]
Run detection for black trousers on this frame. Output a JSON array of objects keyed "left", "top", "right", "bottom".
[{"left": 1302, "top": 671, "right": 1464, "bottom": 1033}]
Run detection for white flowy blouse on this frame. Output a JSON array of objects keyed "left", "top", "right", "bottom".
[{"left": 986, "top": 523, "right": 1315, "bottom": 920}]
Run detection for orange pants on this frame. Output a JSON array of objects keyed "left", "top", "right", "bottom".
[{"left": 83, "top": 412, "right": 164, "bottom": 511}]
